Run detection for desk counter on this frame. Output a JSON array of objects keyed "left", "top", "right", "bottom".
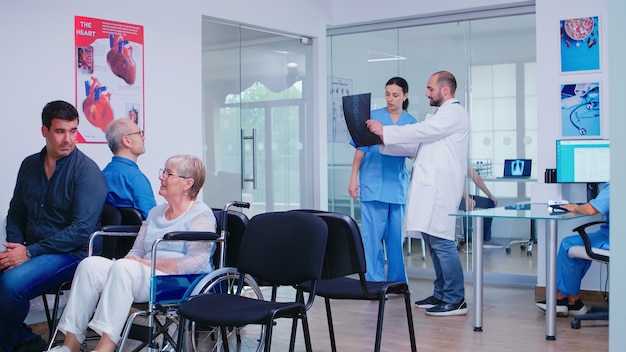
[{"left": 450, "top": 203, "right": 588, "bottom": 340}]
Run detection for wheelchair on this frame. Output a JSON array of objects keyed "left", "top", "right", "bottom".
[
  {"left": 118, "top": 200, "right": 266, "bottom": 352},
  {"left": 48, "top": 201, "right": 265, "bottom": 352}
]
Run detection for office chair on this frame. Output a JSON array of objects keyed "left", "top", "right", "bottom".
[
  {"left": 176, "top": 211, "right": 329, "bottom": 352},
  {"left": 42, "top": 204, "right": 142, "bottom": 345},
  {"left": 292, "top": 210, "right": 416, "bottom": 352},
  {"left": 568, "top": 221, "right": 609, "bottom": 329}
]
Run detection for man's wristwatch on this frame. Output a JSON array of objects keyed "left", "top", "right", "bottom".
[{"left": 26, "top": 248, "right": 32, "bottom": 258}]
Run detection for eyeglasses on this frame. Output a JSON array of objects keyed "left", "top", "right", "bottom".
[
  {"left": 159, "top": 168, "right": 190, "bottom": 179},
  {"left": 126, "top": 130, "right": 144, "bottom": 138}
]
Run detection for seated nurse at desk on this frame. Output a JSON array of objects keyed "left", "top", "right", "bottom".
[
  {"left": 459, "top": 168, "right": 498, "bottom": 241},
  {"left": 536, "top": 181, "right": 610, "bottom": 317}
]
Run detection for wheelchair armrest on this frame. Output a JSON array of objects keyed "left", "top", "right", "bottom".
[
  {"left": 88, "top": 227, "right": 140, "bottom": 256},
  {"left": 163, "top": 231, "right": 221, "bottom": 241},
  {"left": 150, "top": 232, "right": 222, "bottom": 277},
  {"left": 102, "top": 225, "right": 142, "bottom": 233}
]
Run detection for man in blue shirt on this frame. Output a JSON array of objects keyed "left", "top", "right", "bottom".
[
  {"left": 102, "top": 118, "right": 156, "bottom": 219},
  {"left": 536, "top": 181, "right": 610, "bottom": 317},
  {"left": 0, "top": 100, "right": 107, "bottom": 351}
]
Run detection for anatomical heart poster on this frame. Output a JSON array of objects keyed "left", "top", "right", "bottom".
[{"left": 75, "top": 16, "right": 144, "bottom": 143}]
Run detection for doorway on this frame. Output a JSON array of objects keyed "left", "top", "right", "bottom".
[{"left": 201, "top": 18, "right": 314, "bottom": 217}]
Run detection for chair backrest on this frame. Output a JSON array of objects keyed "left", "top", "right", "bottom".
[
  {"left": 211, "top": 209, "right": 250, "bottom": 269},
  {"left": 99, "top": 205, "right": 143, "bottom": 259},
  {"left": 570, "top": 221, "right": 610, "bottom": 263},
  {"left": 237, "top": 211, "right": 328, "bottom": 286},
  {"left": 294, "top": 210, "right": 366, "bottom": 279},
  {"left": 118, "top": 207, "right": 144, "bottom": 225},
  {"left": 101, "top": 203, "right": 123, "bottom": 227}
]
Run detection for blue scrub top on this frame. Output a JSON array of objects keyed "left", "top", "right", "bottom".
[
  {"left": 351, "top": 108, "right": 416, "bottom": 204},
  {"left": 589, "top": 181, "right": 610, "bottom": 236}
]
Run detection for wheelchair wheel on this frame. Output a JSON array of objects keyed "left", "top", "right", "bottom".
[{"left": 187, "top": 267, "right": 265, "bottom": 352}]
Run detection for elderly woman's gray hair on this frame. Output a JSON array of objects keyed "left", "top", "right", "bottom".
[{"left": 165, "top": 155, "right": 206, "bottom": 200}]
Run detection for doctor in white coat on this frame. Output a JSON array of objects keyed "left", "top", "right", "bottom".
[{"left": 367, "top": 71, "right": 469, "bottom": 316}]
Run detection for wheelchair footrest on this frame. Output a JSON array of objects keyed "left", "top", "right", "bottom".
[{"left": 128, "top": 323, "right": 151, "bottom": 342}]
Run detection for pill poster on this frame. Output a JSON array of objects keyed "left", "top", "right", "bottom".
[{"left": 560, "top": 16, "right": 600, "bottom": 73}]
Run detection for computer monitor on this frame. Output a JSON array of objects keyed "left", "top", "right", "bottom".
[{"left": 556, "top": 139, "right": 610, "bottom": 183}]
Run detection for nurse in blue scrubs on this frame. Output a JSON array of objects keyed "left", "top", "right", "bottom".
[{"left": 348, "top": 77, "right": 416, "bottom": 282}]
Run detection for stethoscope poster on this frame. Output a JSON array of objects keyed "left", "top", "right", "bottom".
[
  {"left": 560, "top": 16, "right": 600, "bottom": 73},
  {"left": 560, "top": 82, "right": 601, "bottom": 137}
]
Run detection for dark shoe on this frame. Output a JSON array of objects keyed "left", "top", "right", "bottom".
[
  {"left": 567, "top": 298, "right": 589, "bottom": 316},
  {"left": 415, "top": 295, "right": 442, "bottom": 309},
  {"left": 425, "top": 298, "right": 468, "bottom": 316},
  {"left": 15, "top": 335, "right": 47, "bottom": 352},
  {"left": 536, "top": 297, "right": 568, "bottom": 317}
]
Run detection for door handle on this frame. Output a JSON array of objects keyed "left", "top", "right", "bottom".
[{"left": 241, "top": 129, "right": 257, "bottom": 189}]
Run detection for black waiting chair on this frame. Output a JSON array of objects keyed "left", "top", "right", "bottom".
[
  {"left": 176, "top": 211, "right": 329, "bottom": 352},
  {"left": 292, "top": 210, "right": 417, "bottom": 352},
  {"left": 99, "top": 207, "right": 143, "bottom": 259},
  {"left": 568, "top": 221, "right": 609, "bottom": 329},
  {"left": 210, "top": 207, "right": 249, "bottom": 270}
]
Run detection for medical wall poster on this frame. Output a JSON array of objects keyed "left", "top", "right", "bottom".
[
  {"left": 560, "top": 82, "right": 601, "bottom": 137},
  {"left": 327, "top": 77, "right": 353, "bottom": 143},
  {"left": 75, "top": 16, "right": 144, "bottom": 143},
  {"left": 560, "top": 16, "right": 600, "bottom": 73}
]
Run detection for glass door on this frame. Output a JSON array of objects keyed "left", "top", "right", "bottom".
[{"left": 202, "top": 19, "right": 314, "bottom": 217}]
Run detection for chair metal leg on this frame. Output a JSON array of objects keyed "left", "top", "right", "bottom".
[
  {"left": 406, "top": 237, "right": 426, "bottom": 261},
  {"left": 44, "top": 282, "right": 70, "bottom": 346},
  {"left": 374, "top": 295, "right": 386, "bottom": 352},
  {"left": 571, "top": 306, "right": 609, "bottom": 329},
  {"left": 324, "top": 298, "right": 338, "bottom": 352},
  {"left": 41, "top": 293, "right": 54, "bottom": 342},
  {"left": 288, "top": 317, "right": 298, "bottom": 351},
  {"left": 288, "top": 290, "right": 305, "bottom": 351},
  {"left": 262, "top": 321, "right": 273, "bottom": 352},
  {"left": 403, "top": 290, "right": 418, "bottom": 352},
  {"left": 301, "top": 312, "right": 313, "bottom": 352},
  {"left": 220, "top": 326, "right": 231, "bottom": 352}
]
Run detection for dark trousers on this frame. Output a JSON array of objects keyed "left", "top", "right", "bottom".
[{"left": 458, "top": 195, "right": 495, "bottom": 241}]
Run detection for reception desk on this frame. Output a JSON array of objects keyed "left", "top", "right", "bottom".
[{"left": 450, "top": 203, "right": 588, "bottom": 340}]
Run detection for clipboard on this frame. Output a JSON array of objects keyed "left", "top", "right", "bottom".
[{"left": 342, "top": 93, "right": 382, "bottom": 147}]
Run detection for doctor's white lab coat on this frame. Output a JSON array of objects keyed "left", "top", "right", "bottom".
[{"left": 380, "top": 99, "right": 469, "bottom": 241}]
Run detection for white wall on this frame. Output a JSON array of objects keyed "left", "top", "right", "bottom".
[
  {"left": 0, "top": 0, "right": 330, "bottom": 219},
  {"left": 533, "top": 0, "right": 610, "bottom": 289},
  {"left": 535, "top": 0, "right": 625, "bottom": 349}
]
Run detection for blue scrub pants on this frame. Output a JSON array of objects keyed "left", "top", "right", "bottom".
[
  {"left": 360, "top": 200, "right": 407, "bottom": 283},
  {"left": 0, "top": 253, "right": 80, "bottom": 351},
  {"left": 557, "top": 230, "right": 609, "bottom": 296},
  {"left": 422, "top": 233, "right": 465, "bottom": 304}
]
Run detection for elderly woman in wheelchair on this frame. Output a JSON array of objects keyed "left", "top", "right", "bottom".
[{"left": 48, "top": 155, "right": 216, "bottom": 352}]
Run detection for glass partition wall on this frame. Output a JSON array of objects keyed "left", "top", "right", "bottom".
[
  {"left": 202, "top": 18, "right": 315, "bottom": 217},
  {"left": 327, "top": 13, "right": 537, "bottom": 283}
]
